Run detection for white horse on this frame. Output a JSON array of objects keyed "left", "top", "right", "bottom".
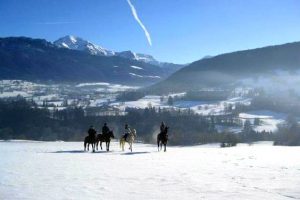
[{"left": 120, "top": 129, "right": 137, "bottom": 152}]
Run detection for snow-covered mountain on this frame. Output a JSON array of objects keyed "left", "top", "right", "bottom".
[
  {"left": 54, "top": 35, "right": 159, "bottom": 64},
  {"left": 0, "top": 37, "right": 169, "bottom": 85},
  {"left": 54, "top": 35, "right": 182, "bottom": 70},
  {"left": 115, "top": 51, "right": 158, "bottom": 64},
  {"left": 54, "top": 35, "right": 115, "bottom": 56}
]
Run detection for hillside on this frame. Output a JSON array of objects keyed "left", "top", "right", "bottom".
[
  {"left": 54, "top": 35, "right": 184, "bottom": 73},
  {"left": 149, "top": 42, "right": 300, "bottom": 93},
  {"left": 0, "top": 37, "right": 168, "bottom": 85}
]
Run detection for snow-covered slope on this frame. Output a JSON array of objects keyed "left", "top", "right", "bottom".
[
  {"left": 54, "top": 35, "right": 184, "bottom": 71},
  {"left": 54, "top": 35, "right": 115, "bottom": 56},
  {"left": 116, "top": 51, "right": 158, "bottom": 64},
  {"left": 1, "top": 141, "right": 300, "bottom": 200},
  {"left": 54, "top": 36, "right": 157, "bottom": 63}
]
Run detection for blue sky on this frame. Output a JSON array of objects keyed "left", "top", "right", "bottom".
[{"left": 0, "top": 0, "right": 299, "bottom": 64}]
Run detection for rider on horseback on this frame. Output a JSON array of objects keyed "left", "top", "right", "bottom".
[
  {"left": 160, "top": 121, "right": 165, "bottom": 133},
  {"left": 88, "top": 125, "right": 97, "bottom": 139},
  {"left": 123, "top": 124, "right": 131, "bottom": 141},
  {"left": 102, "top": 122, "right": 110, "bottom": 135}
]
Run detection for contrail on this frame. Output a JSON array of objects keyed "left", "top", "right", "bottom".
[{"left": 126, "top": 0, "right": 152, "bottom": 46}]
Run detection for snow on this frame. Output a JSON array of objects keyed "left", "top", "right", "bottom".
[
  {"left": 61, "top": 42, "right": 69, "bottom": 48},
  {"left": 130, "top": 65, "right": 143, "bottom": 70},
  {"left": 0, "top": 91, "right": 30, "bottom": 98},
  {"left": 34, "top": 94, "right": 59, "bottom": 101},
  {"left": 69, "top": 35, "right": 77, "bottom": 43},
  {"left": 145, "top": 75, "right": 161, "bottom": 79},
  {"left": 239, "top": 110, "right": 287, "bottom": 132},
  {"left": 1, "top": 141, "right": 300, "bottom": 200},
  {"left": 54, "top": 35, "right": 115, "bottom": 56},
  {"left": 111, "top": 96, "right": 251, "bottom": 115},
  {"left": 111, "top": 95, "right": 162, "bottom": 109},
  {"left": 129, "top": 73, "right": 161, "bottom": 79},
  {"left": 129, "top": 73, "right": 143, "bottom": 78},
  {"left": 75, "top": 82, "right": 110, "bottom": 87},
  {"left": 188, "top": 97, "right": 251, "bottom": 116}
]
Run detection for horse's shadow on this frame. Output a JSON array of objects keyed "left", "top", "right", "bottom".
[
  {"left": 121, "top": 151, "right": 150, "bottom": 155},
  {"left": 49, "top": 150, "right": 151, "bottom": 155},
  {"left": 93, "top": 151, "right": 113, "bottom": 154},
  {"left": 50, "top": 150, "right": 86, "bottom": 153}
]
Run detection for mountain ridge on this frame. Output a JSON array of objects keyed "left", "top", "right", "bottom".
[
  {"left": 149, "top": 41, "right": 300, "bottom": 93},
  {"left": 0, "top": 37, "right": 171, "bottom": 85}
]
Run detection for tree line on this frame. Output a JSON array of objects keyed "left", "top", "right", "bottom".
[{"left": 0, "top": 98, "right": 299, "bottom": 146}]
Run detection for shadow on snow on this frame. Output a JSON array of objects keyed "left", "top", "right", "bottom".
[
  {"left": 121, "top": 151, "right": 151, "bottom": 155},
  {"left": 48, "top": 150, "right": 152, "bottom": 155},
  {"left": 50, "top": 150, "right": 86, "bottom": 153}
]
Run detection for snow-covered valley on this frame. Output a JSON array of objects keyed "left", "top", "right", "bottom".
[{"left": 1, "top": 141, "right": 300, "bottom": 200}]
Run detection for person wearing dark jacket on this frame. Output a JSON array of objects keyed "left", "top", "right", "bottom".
[
  {"left": 160, "top": 121, "right": 166, "bottom": 133},
  {"left": 102, "top": 123, "right": 110, "bottom": 135},
  {"left": 88, "top": 125, "right": 97, "bottom": 138},
  {"left": 123, "top": 124, "right": 131, "bottom": 140}
]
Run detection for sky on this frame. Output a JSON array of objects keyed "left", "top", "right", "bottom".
[{"left": 0, "top": 0, "right": 299, "bottom": 64}]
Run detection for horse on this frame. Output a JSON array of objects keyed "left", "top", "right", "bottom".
[
  {"left": 120, "top": 129, "right": 137, "bottom": 152},
  {"left": 84, "top": 135, "right": 97, "bottom": 152},
  {"left": 96, "top": 130, "right": 115, "bottom": 151},
  {"left": 157, "top": 127, "right": 169, "bottom": 152}
]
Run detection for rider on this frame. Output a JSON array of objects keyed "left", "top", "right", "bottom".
[
  {"left": 102, "top": 122, "right": 110, "bottom": 135},
  {"left": 160, "top": 121, "right": 165, "bottom": 133},
  {"left": 88, "top": 125, "right": 97, "bottom": 139},
  {"left": 124, "top": 124, "right": 131, "bottom": 140}
]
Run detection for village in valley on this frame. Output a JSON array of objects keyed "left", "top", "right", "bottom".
[{"left": 0, "top": 79, "right": 287, "bottom": 136}]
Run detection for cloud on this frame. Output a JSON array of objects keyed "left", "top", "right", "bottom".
[{"left": 126, "top": 0, "right": 152, "bottom": 46}]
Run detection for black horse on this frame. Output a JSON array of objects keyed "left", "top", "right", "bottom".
[
  {"left": 84, "top": 135, "right": 97, "bottom": 152},
  {"left": 157, "top": 126, "right": 169, "bottom": 152},
  {"left": 96, "top": 131, "right": 115, "bottom": 151}
]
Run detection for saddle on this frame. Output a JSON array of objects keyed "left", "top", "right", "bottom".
[{"left": 123, "top": 133, "right": 129, "bottom": 140}]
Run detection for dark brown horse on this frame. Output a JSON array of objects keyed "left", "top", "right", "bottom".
[
  {"left": 157, "top": 127, "right": 169, "bottom": 152},
  {"left": 84, "top": 135, "right": 97, "bottom": 152},
  {"left": 96, "top": 131, "right": 115, "bottom": 151}
]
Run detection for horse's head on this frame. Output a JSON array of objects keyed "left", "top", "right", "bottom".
[
  {"left": 109, "top": 130, "right": 115, "bottom": 139},
  {"left": 164, "top": 126, "right": 169, "bottom": 134},
  {"left": 132, "top": 129, "right": 137, "bottom": 137}
]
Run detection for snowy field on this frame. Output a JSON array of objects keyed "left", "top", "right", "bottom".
[
  {"left": 239, "top": 110, "right": 287, "bottom": 132},
  {"left": 1, "top": 141, "right": 300, "bottom": 200}
]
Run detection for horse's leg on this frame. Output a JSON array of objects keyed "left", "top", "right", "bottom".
[
  {"left": 100, "top": 141, "right": 102, "bottom": 150},
  {"left": 122, "top": 141, "right": 125, "bottom": 151},
  {"left": 157, "top": 140, "right": 160, "bottom": 152},
  {"left": 130, "top": 142, "right": 132, "bottom": 152},
  {"left": 84, "top": 141, "right": 86, "bottom": 151},
  {"left": 92, "top": 143, "right": 95, "bottom": 152},
  {"left": 164, "top": 144, "right": 166, "bottom": 152}
]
